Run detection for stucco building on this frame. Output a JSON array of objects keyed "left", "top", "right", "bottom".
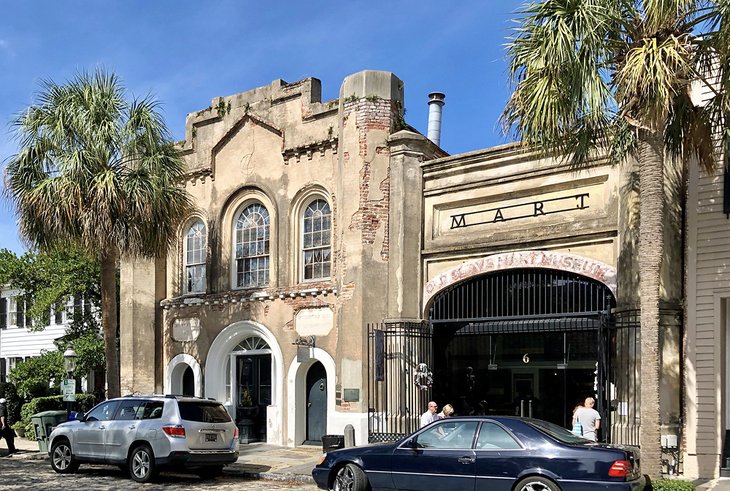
[{"left": 119, "top": 69, "right": 700, "bottom": 476}]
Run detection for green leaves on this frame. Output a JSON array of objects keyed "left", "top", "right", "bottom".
[
  {"left": 5, "top": 68, "right": 193, "bottom": 259},
  {"left": 503, "top": 0, "right": 720, "bottom": 172}
]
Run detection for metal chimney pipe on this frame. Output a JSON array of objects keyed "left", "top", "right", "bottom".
[{"left": 427, "top": 92, "right": 445, "bottom": 147}]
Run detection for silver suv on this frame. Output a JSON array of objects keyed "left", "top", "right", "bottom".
[{"left": 47, "top": 395, "right": 239, "bottom": 482}]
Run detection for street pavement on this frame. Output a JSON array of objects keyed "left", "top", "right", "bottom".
[{"left": 0, "top": 437, "right": 321, "bottom": 490}]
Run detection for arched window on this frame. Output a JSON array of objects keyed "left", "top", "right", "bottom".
[
  {"left": 235, "top": 203, "right": 270, "bottom": 288},
  {"left": 184, "top": 220, "right": 206, "bottom": 294},
  {"left": 302, "top": 199, "right": 331, "bottom": 280}
]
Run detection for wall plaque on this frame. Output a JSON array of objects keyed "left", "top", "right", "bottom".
[
  {"left": 172, "top": 317, "right": 201, "bottom": 342},
  {"left": 295, "top": 307, "right": 333, "bottom": 337}
]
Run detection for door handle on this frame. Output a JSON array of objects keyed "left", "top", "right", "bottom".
[
  {"left": 98, "top": 425, "right": 106, "bottom": 430},
  {"left": 128, "top": 425, "right": 136, "bottom": 430},
  {"left": 458, "top": 456, "right": 475, "bottom": 464}
]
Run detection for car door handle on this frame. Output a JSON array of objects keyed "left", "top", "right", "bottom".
[
  {"left": 98, "top": 425, "right": 106, "bottom": 430},
  {"left": 128, "top": 425, "right": 136, "bottom": 430},
  {"left": 458, "top": 456, "right": 475, "bottom": 464}
]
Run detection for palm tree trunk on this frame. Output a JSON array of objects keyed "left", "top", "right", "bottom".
[
  {"left": 637, "top": 130, "right": 664, "bottom": 478},
  {"left": 101, "top": 251, "right": 120, "bottom": 399}
]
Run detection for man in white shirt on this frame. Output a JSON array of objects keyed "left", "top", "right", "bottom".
[
  {"left": 420, "top": 401, "right": 439, "bottom": 427},
  {"left": 573, "top": 397, "right": 601, "bottom": 441}
]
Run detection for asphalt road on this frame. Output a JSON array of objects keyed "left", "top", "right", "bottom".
[{"left": 0, "top": 457, "right": 319, "bottom": 490}]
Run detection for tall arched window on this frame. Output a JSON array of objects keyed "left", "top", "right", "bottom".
[
  {"left": 184, "top": 220, "right": 207, "bottom": 293},
  {"left": 235, "top": 203, "right": 270, "bottom": 288},
  {"left": 302, "top": 199, "right": 331, "bottom": 280}
]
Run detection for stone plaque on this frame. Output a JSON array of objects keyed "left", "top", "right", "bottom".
[
  {"left": 295, "top": 307, "right": 333, "bottom": 337},
  {"left": 172, "top": 317, "right": 201, "bottom": 342}
]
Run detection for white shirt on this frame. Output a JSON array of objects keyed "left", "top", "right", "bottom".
[
  {"left": 420, "top": 411, "right": 439, "bottom": 428},
  {"left": 574, "top": 406, "right": 601, "bottom": 441}
]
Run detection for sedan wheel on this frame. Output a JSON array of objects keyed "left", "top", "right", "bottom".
[
  {"left": 128, "top": 444, "right": 157, "bottom": 483},
  {"left": 515, "top": 476, "right": 560, "bottom": 491},
  {"left": 50, "top": 440, "right": 79, "bottom": 474},
  {"left": 333, "top": 463, "right": 368, "bottom": 491}
]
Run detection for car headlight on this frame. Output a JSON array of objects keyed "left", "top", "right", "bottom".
[{"left": 317, "top": 453, "right": 327, "bottom": 465}]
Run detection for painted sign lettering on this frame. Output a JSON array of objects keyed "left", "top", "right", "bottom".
[{"left": 450, "top": 193, "right": 590, "bottom": 230}]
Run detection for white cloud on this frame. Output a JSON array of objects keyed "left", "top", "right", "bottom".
[{"left": 0, "top": 39, "right": 14, "bottom": 58}]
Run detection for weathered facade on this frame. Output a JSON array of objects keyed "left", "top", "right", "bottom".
[
  {"left": 119, "top": 69, "right": 688, "bottom": 474},
  {"left": 120, "top": 71, "right": 442, "bottom": 445}
]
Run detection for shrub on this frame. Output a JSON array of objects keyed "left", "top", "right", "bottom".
[
  {"left": 19, "top": 394, "right": 97, "bottom": 440},
  {"left": 649, "top": 479, "right": 695, "bottom": 491}
]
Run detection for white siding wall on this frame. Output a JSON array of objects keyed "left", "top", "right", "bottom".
[{"left": 684, "top": 68, "right": 729, "bottom": 479}]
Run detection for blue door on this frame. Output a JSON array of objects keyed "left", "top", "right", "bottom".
[
  {"left": 391, "top": 420, "right": 478, "bottom": 491},
  {"left": 306, "top": 362, "right": 327, "bottom": 443}
]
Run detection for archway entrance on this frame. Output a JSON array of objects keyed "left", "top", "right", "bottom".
[
  {"left": 182, "top": 366, "right": 194, "bottom": 396},
  {"left": 429, "top": 267, "right": 615, "bottom": 430},
  {"left": 227, "top": 336, "right": 272, "bottom": 443}
]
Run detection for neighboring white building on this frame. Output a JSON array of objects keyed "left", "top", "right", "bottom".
[{"left": 0, "top": 288, "right": 92, "bottom": 383}]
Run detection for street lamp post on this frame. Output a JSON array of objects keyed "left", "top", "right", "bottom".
[{"left": 63, "top": 348, "right": 77, "bottom": 419}]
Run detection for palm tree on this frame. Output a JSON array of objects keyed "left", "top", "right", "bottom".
[
  {"left": 4, "top": 69, "right": 192, "bottom": 399},
  {"left": 502, "top": 0, "right": 729, "bottom": 477}
]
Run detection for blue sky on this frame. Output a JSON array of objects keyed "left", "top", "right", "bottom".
[{"left": 0, "top": 0, "right": 521, "bottom": 253}]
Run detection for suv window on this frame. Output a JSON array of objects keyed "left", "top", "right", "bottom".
[
  {"left": 85, "top": 401, "right": 119, "bottom": 422},
  {"left": 114, "top": 400, "right": 145, "bottom": 421},
  {"left": 178, "top": 401, "right": 231, "bottom": 423},
  {"left": 141, "top": 401, "right": 164, "bottom": 420}
]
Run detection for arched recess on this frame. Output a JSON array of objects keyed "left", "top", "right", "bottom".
[
  {"left": 165, "top": 353, "right": 203, "bottom": 397},
  {"left": 219, "top": 187, "right": 278, "bottom": 291},
  {"left": 286, "top": 348, "right": 336, "bottom": 446},
  {"left": 205, "top": 320, "right": 284, "bottom": 444},
  {"left": 423, "top": 250, "right": 617, "bottom": 313}
]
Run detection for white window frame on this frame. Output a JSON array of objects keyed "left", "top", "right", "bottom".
[
  {"left": 183, "top": 219, "right": 207, "bottom": 294},
  {"left": 301, "top": 198, "right": 332, "bottom": 281},
  {"left": 234, "top": 203, "right": 270, "bottom": 289}
]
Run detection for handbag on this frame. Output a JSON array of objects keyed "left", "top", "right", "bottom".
[{"left": 571, "top": 421, "right": 583, "bottom": 436}]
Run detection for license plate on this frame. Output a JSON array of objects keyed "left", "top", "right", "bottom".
[{"left": 205, "top": 433, "right": 217, "bottom": 442}]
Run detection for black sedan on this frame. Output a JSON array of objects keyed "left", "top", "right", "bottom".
[{"left": 312, "top": 416, "right": 646, "bottom": 491}]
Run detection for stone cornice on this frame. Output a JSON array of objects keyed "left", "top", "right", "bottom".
[
  {"left": 161, "top": 285, "right": 337, "bottom": 309},
  {"left": 282, "top": 138, "right": 338, "bottom": 165}
]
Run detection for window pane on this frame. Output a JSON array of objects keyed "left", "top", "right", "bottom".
[
  {"left": 416, "top": 421, "right": 479, "bottom": 449},
  {"left": 476, "top": 423, "right": 521, "bottom": 450},
  {"left": 302, "top": 199, "right": 331, "bottom": 280},
  {"left": 235, "top": 204, "right": 270, "bottom": 287}
]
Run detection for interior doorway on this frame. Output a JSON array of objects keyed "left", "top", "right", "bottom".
[{"left": 429, "top": 267, "right": 615, "bottom": 433}]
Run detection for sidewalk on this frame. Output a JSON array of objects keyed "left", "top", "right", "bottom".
[{"left": 3, "top": 437, "right": 321, "bottom": 483}]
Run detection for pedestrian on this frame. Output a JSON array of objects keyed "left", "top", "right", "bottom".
[
  {"left": 570, "top": 403, "right": 583, "bottom": 436},
  {"left": 572, "top": 397, "right": 601, "bottom": 441},
  {"left": 420, "top": 401, "right": 439, "bottom": 427},
  {"left": 438, "top": 404, "right": 454, "bottom": 419},
  {"left": 0, "top": 398, "right": 17, "bottom": 456}
]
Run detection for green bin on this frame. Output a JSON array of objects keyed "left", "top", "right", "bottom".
[{"left": 31, "top": 410, "right": 68, "bottom": 453}]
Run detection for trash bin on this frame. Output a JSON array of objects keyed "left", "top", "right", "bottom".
[
  {"left": 31, "top": 410, "right": 68, "bottom": 452},
  {"left": 322, "top": 434, "right": 345, "bottom": 453}
]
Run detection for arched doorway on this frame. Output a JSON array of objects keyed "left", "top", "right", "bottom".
[
  {"left": 305, "top": 362, "right": 327, "bottom": 444},
  {"left": 166, "top": 354, "right": 202, "bottom": 398},
  {"left": 429, "top": 267, "right": 616, "bottom": 429}
]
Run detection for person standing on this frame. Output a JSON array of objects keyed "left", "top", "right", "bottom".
[
  {"left": 573, "top": 397, "right": 601, "bottom": 441},
  {"left": 438, "top": 404, "right": 454, "bottom": 419},
  {"left": 420, "top": 401, "right": 439, "bottom": 427},
  {"left": 0, "top": 398, "right": 17, "bottom": 456}
]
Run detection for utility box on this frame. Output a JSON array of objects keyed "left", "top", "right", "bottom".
[{"left": 31, "top": 411, "right": 68, "bottom": 453}]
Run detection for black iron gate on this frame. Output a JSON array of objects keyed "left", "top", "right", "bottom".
[{"left": 367, "top": 320, "right": 432, "bottom": 443}]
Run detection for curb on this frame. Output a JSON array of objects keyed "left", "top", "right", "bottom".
[
  {"left": 224, "top": 466, "right": 315, "bottom": 484},
  {"left": 10, "top": 450, "right": 316, "bottom": 484}
]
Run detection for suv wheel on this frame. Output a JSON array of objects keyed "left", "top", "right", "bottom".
[
  {"left": 128, "top": 444, "right": 157, "bottom": 483},
  {"left": 50, "top": 439, "right": 79, "bottom": 474}
]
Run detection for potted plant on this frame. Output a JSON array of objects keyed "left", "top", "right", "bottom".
[{"left": 238, "top": 387, "right": 258, "bottom": 419}]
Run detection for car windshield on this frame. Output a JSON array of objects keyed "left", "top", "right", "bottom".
[
  {"left": 527, "top": 418, "right": 592, "bottom": 444},
  {"left": 178, "top": 402, "right": 232, "bottom": 423}
]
